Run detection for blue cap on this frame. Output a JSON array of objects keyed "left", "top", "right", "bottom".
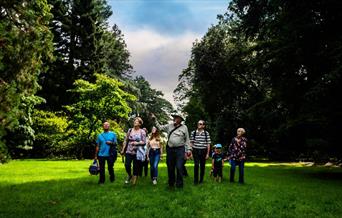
[{"left": 214, "top": 144, "right": 222, "bottom": 148}]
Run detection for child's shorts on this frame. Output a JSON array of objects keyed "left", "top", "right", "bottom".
[{"left": 213, "top": 166, "right": 222, "bottom": 177}]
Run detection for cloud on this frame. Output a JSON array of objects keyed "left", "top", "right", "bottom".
[
  {"left": 107, "top": 0, "right": 229, "bottom": 108},
  {"left": 123, "top": 28, "right": 201, "bottom": 107},
  {"left": 109, "top": 0, "right": 228, "bottom": 35}
]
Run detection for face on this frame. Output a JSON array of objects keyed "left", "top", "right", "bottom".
[
  {"left": 103, "top": 122, "right": 110, "bottom": 130},
  {"left": 134, "top": 119, "right": 141, "bottom": 127},
  {"left": 173, "top": 116, "right": 182, "bottom": 125},
  {"left": 197, "top": 121, "right": 205, "bottom": 129},
  {"left": 237, "top": 129, "right": 244, "bottom": 137},
  {"left": 151, "top": 127, "right": 157, "bottom": 134},
  {"left": 215, "top": 148, "right": 221, "bottom": 153}
]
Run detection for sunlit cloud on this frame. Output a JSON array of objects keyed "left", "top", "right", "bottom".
[
  {"left": 123, "top": 28, "right": 201, "bottom": 106},
  {"left": 108, "top": 0, "right": 229, "bottom": 107}
]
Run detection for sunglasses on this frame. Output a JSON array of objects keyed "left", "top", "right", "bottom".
[{"left": 198, "top": 123, "right": 205, "bottom": 125}]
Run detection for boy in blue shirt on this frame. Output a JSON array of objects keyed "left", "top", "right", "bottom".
[{"left": 95, "top": 121, "right": 117, "bottom": 184}]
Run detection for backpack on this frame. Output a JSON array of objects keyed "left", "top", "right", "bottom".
[{"left": 191, "top": 130, "right": 208, "bottom": 144}]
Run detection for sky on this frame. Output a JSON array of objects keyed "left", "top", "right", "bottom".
[{"left": 107, "top": 0, "right": 229, "bottom": 108}]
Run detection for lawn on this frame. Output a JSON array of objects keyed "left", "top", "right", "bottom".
[{"left": 0, "top": 159, "right": 341, "bottom": 218}]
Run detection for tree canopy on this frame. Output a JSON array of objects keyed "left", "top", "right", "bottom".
[{"left": 176, "top": 0, "right": 342, "bottom": 161}]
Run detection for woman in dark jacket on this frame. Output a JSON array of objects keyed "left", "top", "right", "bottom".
[{"left": 228, "top": 128, "right": 247, "bottom": 184}]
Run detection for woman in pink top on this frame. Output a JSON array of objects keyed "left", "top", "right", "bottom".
[{"left": 121, "top": 117, "right": 146, "bottom": 185}]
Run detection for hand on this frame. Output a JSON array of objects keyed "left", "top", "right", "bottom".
[
  {"left": 94, "top": 156, "right": 97, "bottom": 160},
  {"left": 106, "top": 141, "right": 112, "bottom": 145},
  {"left": 205, "top": 154, "right": 209, "bottom": 160},
  {"left": 185, "top": 151, "right": 192, "bottom": 160},
  {"left": 120, "top": 150, "right": 124, "bottom": 155}
]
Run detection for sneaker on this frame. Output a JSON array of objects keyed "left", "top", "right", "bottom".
[
  {"left": 152, "top": 179, "right": 157, "bottom": 185},
  {"left": 125, "top": 176, "right": 132, "bottom": 184}
]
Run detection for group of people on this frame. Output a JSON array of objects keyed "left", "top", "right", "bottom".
[{"left": 94, "top": 113, "right": 247, "bottom": 188}]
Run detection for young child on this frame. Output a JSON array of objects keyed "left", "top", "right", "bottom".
[{"left": 212, "top": 144, "right": 224, "bottom": 182}]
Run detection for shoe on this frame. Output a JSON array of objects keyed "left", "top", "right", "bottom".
[
  {"left": 125, "top": 176, "right": 132, "bottom": 184},
  {"left": 153, "top": 179, "right": 157, "bottom": 185}
]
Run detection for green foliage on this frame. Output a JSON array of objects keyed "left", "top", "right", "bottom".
[
  {"left": 39, "top": 0, "right": 131, "bottom": 110},
  {"left": 0, "top": 0, "right": 53, "bottom": 162},
  {"left": 176, "top": 0, "right": 342, "bottom": 160},
  {"left": 1, "top": 160, "right": 342, "bottom": 217},
  {"left": 131, "top": 76, "right": 174, "bottom": 130},
  {"left": 31, "top": 110, "right": 69, "bottom": 157},
  {"left": 64, "top": 73, "right": 136, "bottom": 158}
]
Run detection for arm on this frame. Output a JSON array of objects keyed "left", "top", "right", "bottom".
[
  {"left": 95, "top": 136, "right": 100, "bottom": 159},
  {"left": 151, "top": 114, "right": 169, "bottom": 133},
  {"left": 206, "top": 131, "right": 211, "bottom": 159},
  {"left": 184, "top": 126, "right": 191, "bottom": 152},
  {"left": 190, "top": 131, "right": 194, "bottom": 148},
  {"left": 227, "top": 138, "right": 234, "bottom": 159},
  {"left": 240, "top": 138, "right": 247, "bottom": 160},
  {"left": 155, "top": 121, "right": 169, "bottom": 133},
  {"left": 212, "top": 158, "right": 214, "bottom": 169},
  {"left": 95, "top": 145, "right": 99, "bottom": 159},
  {"left": 146, "top": 139, "right": 150, "bottom": 158},
  {"left": 206, "top": 144, "right": 211, "bottom": 159},
  {"left": 121, "top": 130, "right": 130, "bottom": 154}
]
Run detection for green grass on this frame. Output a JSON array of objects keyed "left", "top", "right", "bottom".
[{"left": 0, "top": 159, "right": 341, "bottom": 218}]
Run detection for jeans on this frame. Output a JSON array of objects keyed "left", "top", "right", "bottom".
[
  {"left": 230, "top": 160, "right": 245, "bottom": 183},
  {"left": 149, "top": 148, "right": 160, "bottom": 179},
  {"left": 98, "top": 156, "right": 115, "bottom": 183},
  {"left": 125, "top": 153, "right": 138, "bottom": 176},
  {"left": 166, "top": 146, "right": 185, "bottom": 188},
  {"left": 193, "top": 148, "right": 207, "bottom": 183}
]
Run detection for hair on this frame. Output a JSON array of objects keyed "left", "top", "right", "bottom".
[
  {"left": 150, "top": 127, "right": 161, "bottom": 141},
  {"left": 198, "top": 120, "right": 206, "bottom": 124},
  {"left": 134, "top": 117, "right": 143, "bottom": 125},
  {"left": 237, "top": 128, "right": 246, "bottom": 135}
]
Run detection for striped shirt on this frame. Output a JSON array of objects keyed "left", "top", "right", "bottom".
[{"left": 190, "top": 130, "right": 211, "bottom": 149}]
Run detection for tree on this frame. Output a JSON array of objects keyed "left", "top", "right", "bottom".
[
  {"left": 132, "top": 76, "right": 174, "bottom": 130},
  {"left": 64, "top": 73, "right": 136, "bottom": 158},
  {"left": 0, "top": 0, "right": 53, "bottom": 162},
  {"left": 39, "top": 0, "right": 131, "bottom": 110},
  {"left": 175, "top": 0, "right": 342, "bottom": 160},
  {"left": 228, "top": 0, "right": 342, "bottom": 160}
]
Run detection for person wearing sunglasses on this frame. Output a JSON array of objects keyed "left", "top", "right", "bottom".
[{"left": 190, "top": 120, "right": 211, "bottom": 185}]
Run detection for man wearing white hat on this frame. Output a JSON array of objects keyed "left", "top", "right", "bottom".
[{"left": 152, "top": 113, "right": 191, "bottom": 188}]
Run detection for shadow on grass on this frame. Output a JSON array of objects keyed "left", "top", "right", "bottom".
[{"left": 301, "top": 171, "right": 342, "bottom": 180}]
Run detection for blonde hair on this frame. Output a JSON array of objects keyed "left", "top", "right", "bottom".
[{"left": 237, "top": 128, "right": 246, "bottom": 135}]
